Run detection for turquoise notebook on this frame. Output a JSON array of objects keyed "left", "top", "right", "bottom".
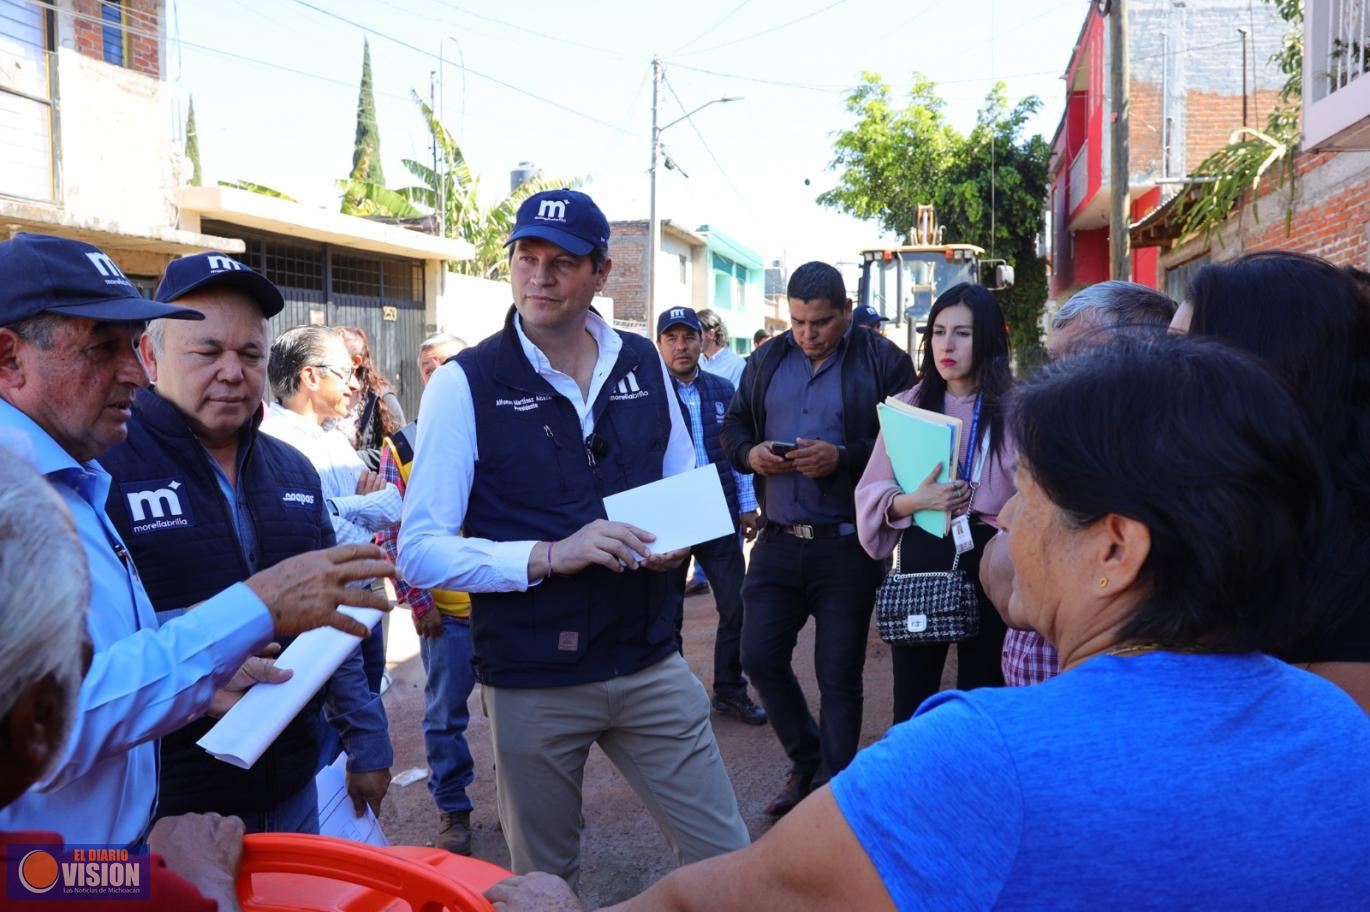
[{"left": 876, "top": 401, "right": 959, "bottom": 537}]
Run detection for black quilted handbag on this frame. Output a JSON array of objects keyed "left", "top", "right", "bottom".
[{"left": 874, "top": 481, "right": 981, "bottom": 645}]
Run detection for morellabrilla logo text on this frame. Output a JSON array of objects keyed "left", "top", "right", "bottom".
[{"left": 7, "top": 844, "right": 151, "bottom": 901}]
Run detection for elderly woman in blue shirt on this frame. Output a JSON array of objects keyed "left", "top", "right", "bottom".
[{"left": 486, "top": 334, "right": 1370, "bottom": 911}]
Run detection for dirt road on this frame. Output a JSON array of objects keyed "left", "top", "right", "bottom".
[{"left": 376, "top": 587, "right": 950, "bottom": 908}]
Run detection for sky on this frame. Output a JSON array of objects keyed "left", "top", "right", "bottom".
[{"left": 169, "top": 0, "right": 1086, "bottom": 272}]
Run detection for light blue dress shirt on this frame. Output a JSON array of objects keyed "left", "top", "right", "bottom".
[
  {"left": 0, "top": 400, "right": 273, "bottom": 846},
  {"left": 672, "top": 371, "right": 757, "bottom": 514}
]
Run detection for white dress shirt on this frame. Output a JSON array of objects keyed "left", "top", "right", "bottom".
[
  {"left": 398, "top": 311, "right": 694, "bottom": 594},
  {"left": 260, "top": 403, "right": 401, "bottom": 546}
]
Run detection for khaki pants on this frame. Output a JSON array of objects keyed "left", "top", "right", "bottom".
[{"left": 482, "top": 652, "right": 750, "bottom": 888}]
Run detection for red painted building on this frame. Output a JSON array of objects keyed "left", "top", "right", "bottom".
[{"left": 1047, "top": 0, "right": 1287, "bottom": 300}]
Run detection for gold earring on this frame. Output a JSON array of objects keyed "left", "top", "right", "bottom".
[{"left": 1098, "top": 577, "right": 1109, "bottom": 589}]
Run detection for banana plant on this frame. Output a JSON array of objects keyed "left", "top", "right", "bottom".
[{"left": 338, "top": 91, "right": 579, "bottom": 280}]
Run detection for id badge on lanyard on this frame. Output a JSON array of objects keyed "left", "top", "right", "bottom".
[{"left": 952, "top": 396, "right": 989, "bottom": 555}]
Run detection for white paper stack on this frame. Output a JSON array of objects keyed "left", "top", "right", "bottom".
[
  {"left": 603, "top": 464, "right": 734, "bottom": 556},
  {"left": 197, "top": 604, "right": 382, "bottom": 769}
]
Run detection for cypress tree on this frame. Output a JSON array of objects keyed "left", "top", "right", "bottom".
[
  {"left": 185, "top": 96, "right": 202, "bottom": 187},
  {"left": 351, "top": 37, "right": 384, "bottom": 186}
]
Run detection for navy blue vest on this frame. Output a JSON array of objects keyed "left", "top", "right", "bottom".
[
  {"left": 101, "top": 388, "right": 333, "bottom": 815},
  {"left": 458, "top": 309, "right": 681, "bottom": 688},
  {"left": 672, "top": 368, "right": 741, "bottom": 525}
]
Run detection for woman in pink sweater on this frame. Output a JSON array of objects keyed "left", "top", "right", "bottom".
[{"left": 856, "top": 283, "right": 1018, "bottom": 724}]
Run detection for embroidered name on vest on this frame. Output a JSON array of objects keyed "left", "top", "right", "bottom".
[
  {"left": 120, "top": 477, "right": 194, "bottom": 535},
  {"left": 496, "top": 395, "right": 553, "bottom": 413},
  {"left": 281, "top": 490, "right": 316, "bottom": 508},
  {"left": 610, "top": 371, "right": 650, "bottom": 402}
]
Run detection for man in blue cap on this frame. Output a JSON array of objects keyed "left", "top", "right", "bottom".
[
  {"left": 99, "top": 252, "right": 393, "bottom": 834},
  {"left": 853, "top": 303, "right": 892, "bottom": 331},
  {"left": 656, "top": 305, "right": 765, "bottom": 726},
  {"left": 399, "top": 190, "right": 748, "bottom": 887},
  {"left": 0, "top": 234, "right": 392, "bottom": 845}
]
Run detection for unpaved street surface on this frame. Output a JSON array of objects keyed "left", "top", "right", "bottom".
[{"left": 377, "top": 586, "right": 954, "bottom": 908}]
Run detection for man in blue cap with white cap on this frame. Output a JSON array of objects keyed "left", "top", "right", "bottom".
[
  {"left": 99, "top": 252, "right": 393, "bottom": 835},
  {"left": 0, "top": 234, "right": 392, "bottom": 845},
  {"left": 400, "top": 190, "right": 748, "bottom": 887}
]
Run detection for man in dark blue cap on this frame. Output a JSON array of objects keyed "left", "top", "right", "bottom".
[
  {"left": 656, "top": 305, "right": 765, "bottom": 726},
  {"left": 0, "top": 234, "right": 392, "bottom": 844},
  {"left": 399, "top": 190, "right": 748, "bottom": 887},
  {"left": 100, "top": 252, "right": 393, "bottom": 835},
  {"left": 853, "top": 303, "right": 892, "bottom": 331}
]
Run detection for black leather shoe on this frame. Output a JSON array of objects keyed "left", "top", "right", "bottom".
[
  {"left": 684, "top": 580, "right": 711, "bottom": 596},
  {"left": 711, "top": 692, "right": 768, "bottom": 726},
  {"left": 763, "top": 772, "right": 813, "bottom": 817}
]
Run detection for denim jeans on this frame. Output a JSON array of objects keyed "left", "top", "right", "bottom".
[
  {"left": 674, "top": 532, "right": 749, "bottom": 697},
  {"left": 420, "top": 614, "right": 476, "bottom": 813},
  {"left": 233, "top": 778, "right": 320, "bottom": 834},
  {"left": 741, "top": 530, "right": 883, "bottom": 786}
]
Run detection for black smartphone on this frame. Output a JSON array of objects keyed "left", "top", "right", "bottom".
[{"left": 770, "top": 441, "right": 799, "bottom": 457}]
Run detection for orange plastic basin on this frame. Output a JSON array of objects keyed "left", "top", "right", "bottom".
[{"left": 238, "top": 834, "right": 512, "bottom": 912}]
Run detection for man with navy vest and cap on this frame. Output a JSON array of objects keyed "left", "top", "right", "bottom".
[
  {"left": 100, "top": 253, "right": 393, "bottom": 834},
  {"left": 656, "top": 305, "right": 766, "bottom": 726},
  {"left": 0, "top": 233, "right": 391, "bottom": 846},
  {"left": 399, "top": 190, "right": 749, "bottom": 887}
]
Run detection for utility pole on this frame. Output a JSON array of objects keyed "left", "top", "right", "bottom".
[
  {"left": 1109, "top": 0, "right": 1131, "bottom": 280},
  {"left": 431, "top": 70, "right": 444, "bottom": 240},
  {"left": 646, "top": 57, "right": 662, "bottom": 332}
]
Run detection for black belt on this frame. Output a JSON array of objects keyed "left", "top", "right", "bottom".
[{"left": 765, "top": 521, "right": 857, "bottom": 540}]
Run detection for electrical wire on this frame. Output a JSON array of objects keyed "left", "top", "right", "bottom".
[
  {"left": 660, "top": 72, "right": 753, "bottom": 218},
  {"left": 682, "top": 0, "right": 850, "bottom": 57},
  {"left": 287, "top": 0, "right": 633, "bottom": 134},
  {"left": 672, "top": 0, "right": 754, "bottom": 55}
]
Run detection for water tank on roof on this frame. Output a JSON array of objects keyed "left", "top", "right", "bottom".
[{"left": 511, "top": 161, "right": 537, "bottom": 192}]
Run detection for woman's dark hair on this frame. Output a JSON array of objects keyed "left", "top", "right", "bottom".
[
  {"left": 1187, "top": 251, "right": 1370, "bottom": 650},
  {"left": 1010, "top": 334, "right": 1325, "bottom": 653},
  {"left": 913, "top": 283, "right": 1012, "bottom": 461},
  {"left": 337, "top": 325, "right": 401, "bottom": 439}
]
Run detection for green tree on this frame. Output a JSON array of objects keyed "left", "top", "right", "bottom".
[
  {"left": 184, "top": 96, "right": 202, "bottom": 187},
  {"left": 820, "top": 73, "right": 1050, "bottom": 364},
  {"left": 339, "top": 91, "right": 573, "bottom": 280},
  {"left": 344, "top": 37, "right": 385, "bottom": 212}
]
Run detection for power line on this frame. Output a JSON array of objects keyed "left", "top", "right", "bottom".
[
  {"left": 287, "top": 0, "right": 633, "bottom": 134},
  {"left": 420, "top": 0, "right": 629, "bottom": 59},
  {"left": 660, "top": 61, "right": 848, "bottom": 94},
  {"left": 660, "top": 72, "right": 752, "bottom": 219},
  {"left": 672, "top": 0, "right": 754, "bottom": 55},
  {"left": 684, "top": 0, "right": 850, "bottom": 57}
]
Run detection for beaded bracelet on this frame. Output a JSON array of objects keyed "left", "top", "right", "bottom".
[{"left": 545, "top": 540, "right": 555, "bottom": 579}]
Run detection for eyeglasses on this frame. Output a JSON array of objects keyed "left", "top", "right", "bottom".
[{"left": 312, "top": 363, "right": 352, "bottom": 383}]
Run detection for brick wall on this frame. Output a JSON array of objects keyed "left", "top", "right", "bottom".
[
  {"left": 604, "top": 220, "right": 647, "bottom": 324},
  {"left": 1182, "top": 88, "right": 1284, "bottom": 168},
  {"left": 1162, "top": 150, "right": 1370, "bottom": 280},
  {"left": 71, "top": 0, "right": 160, "bottom": 79}
]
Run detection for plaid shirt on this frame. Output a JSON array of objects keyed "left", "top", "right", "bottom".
[
  {"left": 1002, "top": 629, "right": 1060, "bottom": 686},
  {"left": 377, "top": 443, "right": 437, "bottom": 618}
]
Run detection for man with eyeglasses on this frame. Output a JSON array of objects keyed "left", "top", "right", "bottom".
[
  {"left": 399, "top": 190, "right": 748, "bottom": 889},
  {"left": 0, "top": 234, "right": 394, "bottom": 846},
  {"left": 100, "top": 257, "right": 393, "bottom": 834}
]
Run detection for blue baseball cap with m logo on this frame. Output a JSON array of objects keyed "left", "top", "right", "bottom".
[
  {"left": 0, "top": 233, "right": 203, "bottom": 325},
  {"left": 505, "top": 189, "right": 611, "bottom": 257}
]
